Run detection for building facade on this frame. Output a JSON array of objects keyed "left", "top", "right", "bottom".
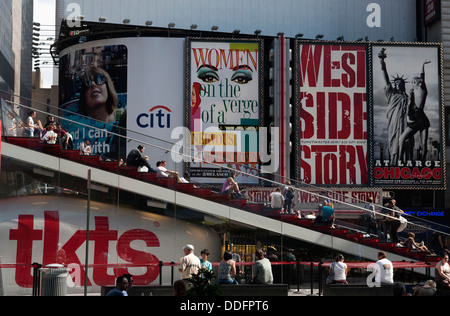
[
  {"left": 56, "top": 0, "right": 418, "bottom": 41},
  {"left": 0, "top": 0, "right": 33, "bottom": 109}
]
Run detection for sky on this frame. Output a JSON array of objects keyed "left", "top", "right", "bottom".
[{"left": 33, "top": 0, "right": 56, "bottom": 88}]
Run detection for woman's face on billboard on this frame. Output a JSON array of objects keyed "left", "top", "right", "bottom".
[
  {"left": 191, "top": 87, "right": 197, "bottom": 106},
  {"left": 84, "top": 74, "right": 108, "bottom": 111}
]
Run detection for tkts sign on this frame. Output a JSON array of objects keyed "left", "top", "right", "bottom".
[
  {"left": 297, "top": 44, "right": 368, "bottom": 186},
  {"left": 9, "top": 211, "right": 160, "bottom": 288}
]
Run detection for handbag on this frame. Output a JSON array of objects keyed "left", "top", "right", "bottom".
[{"left": 326, "top": 262, "right": 335, "bottom": 284}]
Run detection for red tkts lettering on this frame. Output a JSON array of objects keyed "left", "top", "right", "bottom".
[{"left": 9, "top": 211, "right": 160, "bottom": 288}]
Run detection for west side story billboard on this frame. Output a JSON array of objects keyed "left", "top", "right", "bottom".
[{"left": 295, "top": 42, "right": 445, "bottom": 190}]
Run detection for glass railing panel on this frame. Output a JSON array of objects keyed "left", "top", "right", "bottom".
[{"left": 2, "top": 95, "right": 450, "bottom": 295}]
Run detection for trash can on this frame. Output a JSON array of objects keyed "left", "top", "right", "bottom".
[{"left": 40, "top": 264, "right": 68, "bottom": 296}]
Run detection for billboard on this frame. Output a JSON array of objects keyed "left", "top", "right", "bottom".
[
  {"left": 59, "top": 38, "right": 185, "bottom": 172},
  {"left": 295, "top": 43, "right": 369, "bottom": 186},
  {"left": 185, "top": 39, "right": 263, "bottom": 184},
  {"left": 294, "top": 41, "right": 445, "bottom": 189},
  {"left": 59, "top": 43, "right": 128, "bottom": 160}
]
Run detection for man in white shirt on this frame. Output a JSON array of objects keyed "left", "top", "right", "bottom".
[
  {"left": 270, "top": 188, "right": 285, "bottom": 210},
  {"left": 374, "top": 251, "right": 394, "bottom": 285},
  {"left": 179, "top": 244, "right": 201, "bottom": 280}
]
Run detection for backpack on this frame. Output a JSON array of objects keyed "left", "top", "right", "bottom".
[{"left": 286, "top": 188, "right": 294, "bottom": 200}]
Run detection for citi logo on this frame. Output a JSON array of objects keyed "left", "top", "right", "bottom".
[{"left": 137, "top": 105, "right": 172, "bottom": 129}]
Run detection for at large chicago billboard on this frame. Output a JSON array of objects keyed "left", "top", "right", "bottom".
[{"left": 294, "top": 42, "right": 445, "bottom": 189}]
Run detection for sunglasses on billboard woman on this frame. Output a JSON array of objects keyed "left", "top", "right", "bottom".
[{"left": 85, "top": 73, "right": 107, "bottom": 88}]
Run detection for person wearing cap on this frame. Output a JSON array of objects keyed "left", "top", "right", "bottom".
[
  {"left": 179, "top": 244, "right": 201, "bottom": 281},
  {"left": 125, "top": 145, "right": 156, "bottom": 172}
]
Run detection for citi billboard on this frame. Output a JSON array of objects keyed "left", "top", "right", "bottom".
[{"left": 59, "top": 38, "right": 185, "bottom": 172}]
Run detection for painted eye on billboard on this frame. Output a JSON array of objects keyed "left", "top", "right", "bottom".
[{"left": 186, "top": 39, "right": 264, "bottom": 184}]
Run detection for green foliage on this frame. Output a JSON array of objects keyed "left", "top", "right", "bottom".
[{"left": 186, "top": 268, "right": 221, "bottom": 296}]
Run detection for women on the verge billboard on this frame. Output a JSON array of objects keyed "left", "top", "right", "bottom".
[
  {"left": 185, "top": 39, "right": 264, "bottom": 184},
  {"left": 372, "top": 44, "right": 443, "bottom": 188},
  {"left": 294, "top": 41, "right": 445, "bottom": 189}
]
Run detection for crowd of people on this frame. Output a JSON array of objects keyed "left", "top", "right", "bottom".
[
  {"left": 17, "top": 122, "right": 450, "bottom": 296},
  {"left": 25, "top": 112, "right": 75, "bottom": 151},
  {"left": 106, "top": 243, "right": 275, "bottom": 296},
  {"left": 105, "top": 245, "right": 450, "bottom": 296},
  {"left": 326, "top": 250, "right": 450, "bottom": 296}
]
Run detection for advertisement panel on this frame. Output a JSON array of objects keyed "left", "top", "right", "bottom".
[
  {"left": 243, "top": 187, "right": 382, "bottom": 211},
  {"left": 59, "top": 38, "right": 185, "bottom": 172},
  {"left": 186, "top": 39, "right": 263, "bottom": 184},
  {"left": 294, "top": 42, "right": 445, "bottom": 190},
  {"left": 372, "top": 44, "right": 444, "bottom": 188},
  {"left": 295, "top": 43, "right": 369, "bottom": 186}
]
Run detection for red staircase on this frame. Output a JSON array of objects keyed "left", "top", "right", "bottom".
[{"left": 2, "top": 136, "right": 441, "bottom": 263}]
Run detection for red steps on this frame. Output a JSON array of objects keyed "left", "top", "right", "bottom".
[
  {"left": 345, "top": 233, "right": 365, "bottom": 242},
  {"left": 79, "top": 155, "right": 100, "bottom": 166},
  {"left": 230, "top": 198, "right": 247, "bottom": 208},
  {"left": 408, "top": 251, "right": 428, "bottom": 260},
  {"left": 119, "top": 167, "right": 138, "bottom": 177},
  {"left": 424, "top": 255, "right": 441, "bottom": 263},
  {"left": 314, "top": 224, "right": 333, "bottom": 233},
  {"left": 5, "top": 137, "right": 42, "bottom": 150},
  {"left": 137, "top": 172, "right": 157, "bottom": 183},
  {"left": 3, "top": 136, "right": 442, "bottom": 264},
  {"left": 193, "top": 188, "right": 212, "bottom": 198},
  {"left": 60, "top": 150, "right": 82, "bottom": 160},
  {"left": 296, "top": 219, "right": 315, "bottom": 228},
  {"left": 244, "top": 204, "right": 265, "bottom": 213},
  {"left": 392, "top": 247, "right": 410, "bottom": 256},
  {"left": 210, "top": 193, "right": 230, "bottom": 203},
  {"left": 155, "top": 177, "right": 177, "bottom": 188},
  {"left": 378, "top": 242, "right": 396, "bottom": 250},
  {"left": 175, "top": 183, "right": 195, "bottom": 194},
  {"left": 99, "top": 161, "right": 120, "bottom": 172},
  {"left": 41, "top": 144, "right": 61, "bottom": 155},
  {"left": 331, "top": 228, "right": 349, "bottom": 238},
  {"left": 360, "top": 238, "right": 380, "bottom": 246}
]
